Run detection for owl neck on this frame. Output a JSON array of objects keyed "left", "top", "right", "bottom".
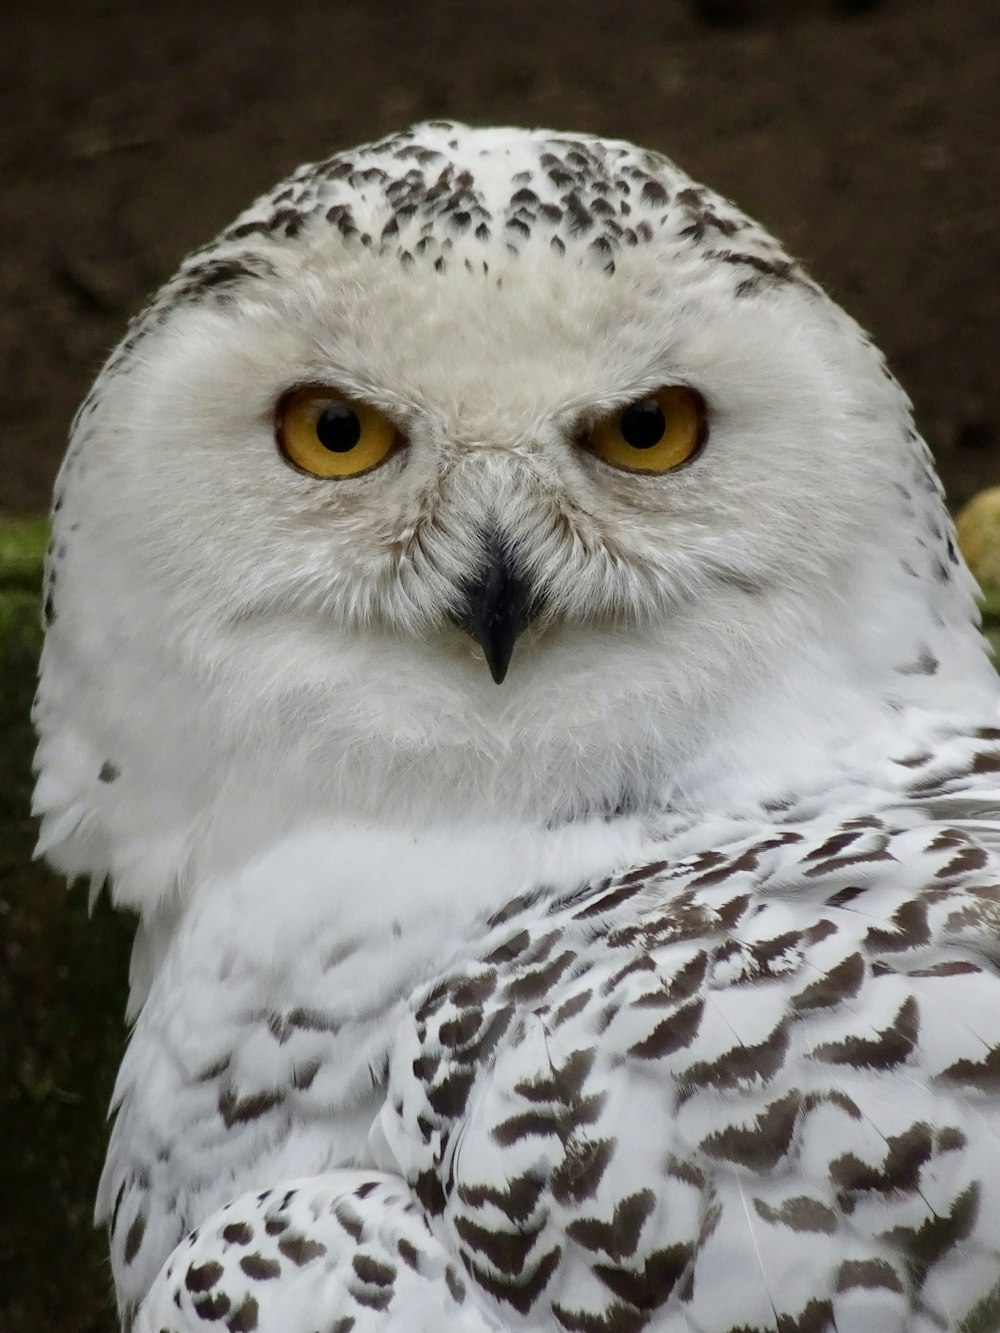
[{"left": 33, "top": 507, "right": 1000, "bottom": 920}]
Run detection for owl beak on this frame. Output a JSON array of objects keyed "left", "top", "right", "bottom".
[{"left": 456, "top": 530, "right": 536, "bottom": 685}]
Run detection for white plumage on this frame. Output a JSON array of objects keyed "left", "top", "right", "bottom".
[{"left": 32, "top": 122, "right": 1000, "bottom": 1332}]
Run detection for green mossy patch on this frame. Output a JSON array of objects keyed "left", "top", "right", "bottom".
[{"left": 0, "top": 515, "right": 49, "bottom": 591}]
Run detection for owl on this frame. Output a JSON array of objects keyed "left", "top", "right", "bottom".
[{"left": 32, "top": 122, "right": 1000, "bottom": 1332}]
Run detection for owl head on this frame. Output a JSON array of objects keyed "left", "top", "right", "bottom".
[{"left": 32, "top": 122, "right": 996, "bottom": 912}]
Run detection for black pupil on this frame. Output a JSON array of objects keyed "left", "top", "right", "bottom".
[
  {"left": 315, "top": 404, "right": 362, "bottom": 452},
  {"left": 620, "top": 399, "right": 666, "bottom": 449}
]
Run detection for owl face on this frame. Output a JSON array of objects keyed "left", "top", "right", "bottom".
[
  {"left": 83, "top": 236, "right": 889, "bottom": 674},
  {"left": 35, "top": 124, "right": 989, "bottom": 905}
]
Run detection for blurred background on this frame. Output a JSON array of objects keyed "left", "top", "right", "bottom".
[{"left": 0, "top": 0, "right": 997, "bottom": 1327}]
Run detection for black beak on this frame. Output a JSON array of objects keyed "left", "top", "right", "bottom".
[{"left": 456, "top": 530, "right": 537, "bottom": 684}]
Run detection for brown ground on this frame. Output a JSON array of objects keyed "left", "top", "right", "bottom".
[{"left": 0, "top": 1, "right": 998, "bottom": 1329}]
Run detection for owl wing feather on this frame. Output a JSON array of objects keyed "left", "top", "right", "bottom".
[
  {"left": 125, "top": 794, "right": 1000, "bottom": 1330},
  {"left": 373, "top": 808, "right": 1000, "bottom": 1331}
]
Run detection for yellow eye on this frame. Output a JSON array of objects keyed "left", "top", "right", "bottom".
[
  {"left": 277, "top": 386, "right": 399, "bottom": 479},
  {"left": 585, "top": 386, "right": 706, "bottom": 474}
]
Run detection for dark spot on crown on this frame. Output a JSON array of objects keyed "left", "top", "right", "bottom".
[{"left": 641, "top": 180, "right": 668, "bottom": 205}]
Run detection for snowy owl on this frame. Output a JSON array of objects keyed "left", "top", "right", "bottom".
[{"left": 32, "top": 122, "right": 1000, "bottom": 1332}]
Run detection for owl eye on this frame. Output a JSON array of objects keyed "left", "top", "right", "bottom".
[
  {"left": 584, "top": 386, "right": 706, "bottom": 474},
  {"left": 277, "top": 386, "right": 400, "bottom": 478}
]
